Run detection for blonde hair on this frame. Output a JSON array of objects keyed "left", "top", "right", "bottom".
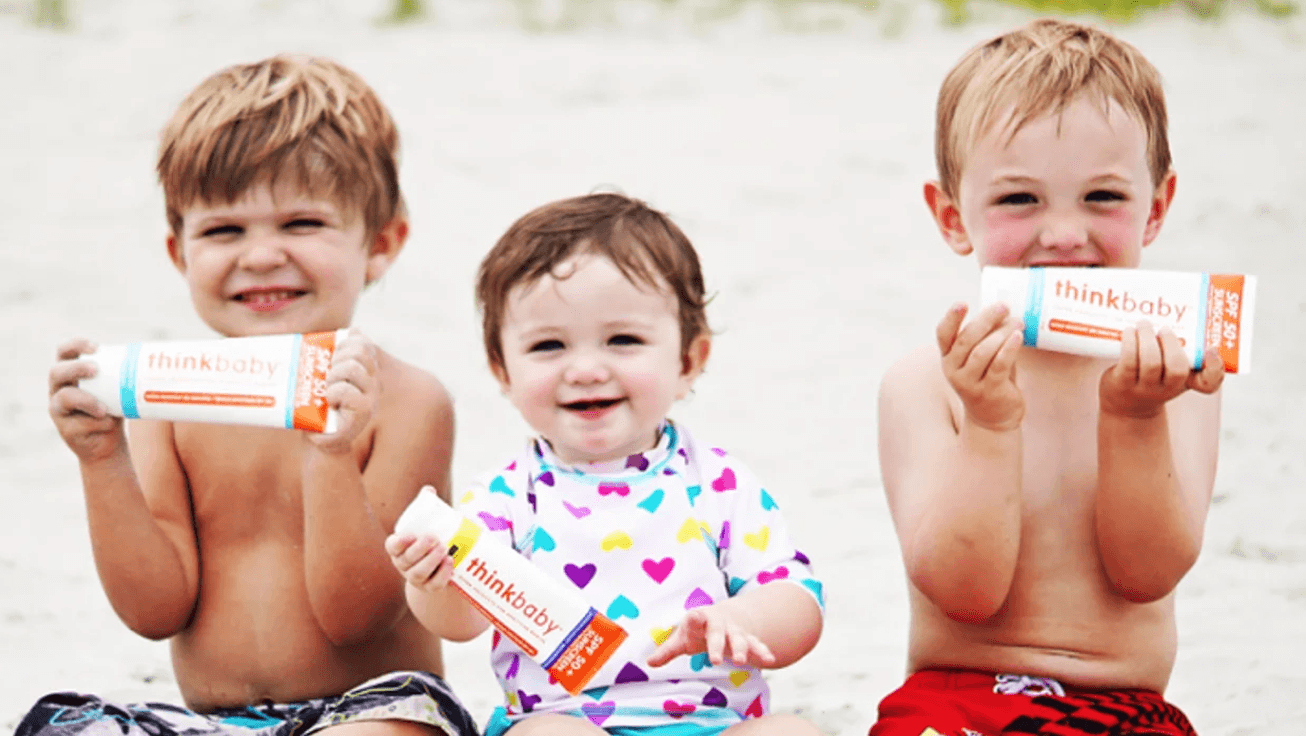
[
  {"left": 157, "top": 55, "right": 403, "bottom": 237},
  {"left": 935, "top": 18, "right": 1170, "bottom": 199}
]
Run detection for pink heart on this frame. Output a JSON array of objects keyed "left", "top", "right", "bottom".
[
  {"left": 757, "top": 566, "right": 790, "bottom": 584},
  {"left": 745, "top": 695, "right": 764, "bottom": 718},
  {"left": 598, "top": 482, "right": 630, "bottom": 497},
  {"left": 711, "top": 447, "right": 727, "bottom": 457},
  {"left": 711, "top": 468, "right": 736, "bottom": 492},
  {"left": 641, "top": 557, "right": 675, "bottom": 584},
  {"left": 663, "top": 700, "right": 696, "bottom": 718}
]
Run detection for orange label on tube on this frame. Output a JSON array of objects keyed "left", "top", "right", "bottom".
[
  {"left": 291, "top": 331, "right": 338, "bottom": 432},
  {"left": 1205, "top": 275, "right": 1246, "bottom": 373},
  {"left": 144, "top": 391, "right": 276, "bottom": 408},
  {"left": 549, "top": 612, "right": 628, "bottom": 694}
]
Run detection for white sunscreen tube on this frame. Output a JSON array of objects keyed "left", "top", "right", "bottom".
[
  {"left": 980, "top": 267, "right": 1256, "bottom": 374},
  {"left": 395, "top": 487, "right": 628, "bottom": 695},
  {"left": 79, "top": 329, "right": 347, "bottom": 432}
]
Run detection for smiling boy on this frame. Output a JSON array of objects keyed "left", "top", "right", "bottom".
[
  {"left": 872, "top": 20, "right": 1223, "bottom": 736},
  {"left": 28, "top": 56, "right": 477, "bottom": 736}
]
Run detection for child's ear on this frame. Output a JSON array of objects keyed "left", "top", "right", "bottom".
[
  {"left": 365, "top": 217, "right": 409, "bottom": 285},
  {"left": 1142, "top": 170, "right": 1177, "bottom": 247},
  {"left": 166, "top": 233, "right": 187, "bottom": 274},
  {"left": 924, "top": 180, "right": 972, "bottom": 256},
  {"left": 490, "top": 359, "right": 511, "bottom": 393},
  {"left": 676, "top": 333, "right": 712, "bottom": 400}
]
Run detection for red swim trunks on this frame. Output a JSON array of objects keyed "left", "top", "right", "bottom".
[{"left": 869, "top": 670, "right": 1197, "bottom": 736}]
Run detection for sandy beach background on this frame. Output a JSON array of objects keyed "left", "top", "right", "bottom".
[{"left": 1, "top": 1, "right": 1303, "bottom": 733}]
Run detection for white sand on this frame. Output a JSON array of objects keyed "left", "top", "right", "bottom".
[{"left": 1, "top": 1, "right": 1303, "bottom": 733}]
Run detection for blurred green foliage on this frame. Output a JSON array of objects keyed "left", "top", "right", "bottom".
[
  {"left": 32, "top": 0, "right": 69, "bottom": 27},
  {"left": 382, "top": 0, "right": 426, "bottom": 23},
  {"left": 935, "top": 0, "right": 1297, "bottom": 22}
]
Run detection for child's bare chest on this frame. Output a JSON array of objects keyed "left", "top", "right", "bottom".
[{"left": 173, "top": 424, "right": 310, "bottom": 538}]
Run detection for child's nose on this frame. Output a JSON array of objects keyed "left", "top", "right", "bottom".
[
  {"left": 1037, "top": 214, "right": 1089, "bottom": 251},
  {"left": 563, "top": 352, "right": 610, "bottom": 385},
  {"left": 237, "top": 235, "right": 290, "bottom": 271}
]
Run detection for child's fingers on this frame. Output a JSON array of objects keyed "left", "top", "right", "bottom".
[
  {"left": 48, "top": 358, "right": 97, "bottom": 397},
  {"left": 50, "top": 388, "right": 109, "bottom": 420},
  {"left": 962, "top": 318, "right": 1021, "bottom": 381},
  {"left": 1157, "top": 328, "right": 1190, "bottom": 390},
  {"left": 947, "top": 303, "right": 1010, "bottom": 369},
  {"left": 646, "top": 627, "right": 690, "bottom": 667},
  {"left": 1188, "top": 348, "right": 1226, "bottom": 394},
  {"left": 1134, "top": 322, "right": 1164, "bottom": 386},
  {"left": 384, "top": 533, "right": 414, "bottom": 558},
  {"left": 935, "top": 303, "right": 968, "bottom": 356},
  {"left": 54, "top": 338, "right": 97, "bottom": 362},
  {"left": 986, "top": 325, "right": 1024, "bottom": 379},
  {"left": 1115, "top": 326, "right": 1140, "bottom": 383}
]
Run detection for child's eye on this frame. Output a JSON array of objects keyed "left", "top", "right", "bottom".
[
  {"left": 285, "top": 218, "right": 326, "bottom": 230},
  {"left": 996, "top": 192, "right": 1037, "bottom": 206},
  {"left": 200, "top": 224, "right": 243, "bottom": 238},
  {"left": 608, "top": 334, "right": 644, "bottom": 347},
  {"left": 528, "top": 339, "right": 564, "bottom": 353},
  {"left": 1085, "top": 190, "right": 1125, "bottom": 203}
]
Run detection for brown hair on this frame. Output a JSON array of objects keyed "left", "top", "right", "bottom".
[
  {"left": 157, "top": 54, "right": 403, "bottom": 238},
  {"left": 476, "top": 192, "right": 711, "bottom": 374},
  {"left": 935, "top": 18, "right": 1171, "bottom": 199}
]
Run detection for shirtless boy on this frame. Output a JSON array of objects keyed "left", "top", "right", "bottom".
[
  {"left": 26, "top": 56, "right": 477, "bottom": 736},
  {"left": 873, "top": 19, "right": 1224, "bottom": 736}
]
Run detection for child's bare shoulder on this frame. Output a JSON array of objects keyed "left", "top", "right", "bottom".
[
  {"left": 374, "top": 349, "right": 454, "bottom": 422},
  {"left": 879, "top": 343, "right": 953, "bottom": 417}
]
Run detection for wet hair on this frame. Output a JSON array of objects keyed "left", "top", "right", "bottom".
[
  {"left": 157, "top": 54, "right": 403, "bottom": 238},
  {"left": 476, "top": 192, "right": 711, "bottom": 374},
  {"left": 935, "top": 18, "right": 1171, "bottom": 199}
]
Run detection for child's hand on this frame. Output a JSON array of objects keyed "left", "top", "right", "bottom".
[
  {"left": 1099, "top": 321, "right": 1225, "bottom": 419},
  {"left": 937, "top": 302, "right": 1025, "bottom": 431},
  {"left": 308, "top": 329, "right": 379, "bottom": 453},
  {"left": 647, "top": 604, "right": 777, "bottom": 669},
  {"left": 385, "top": 533, "right": 454, "bottom": 592},
  {"left": 48, "top": 338, "right": 126, "bottom": 463}
]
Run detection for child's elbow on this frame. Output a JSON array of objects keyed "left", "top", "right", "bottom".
[
  {"left": 909, "top": 564, "right": 1010, "bottom": 624},
  {"left": 1104, "top": 543, "right": 1199, "bottom": 604},
  {"left": 121, "top": 608, "right": 190, "bottom": 641}
]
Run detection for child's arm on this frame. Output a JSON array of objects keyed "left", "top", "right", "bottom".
[
  {"left": 48, "top": 339, "right": 200, "bottom": 639},
  {"left": 1095, "top": 322, "right": 1224, "bottom": 603},
  {"left": 646, "top": 581, "right": 822, "bottom": 669},
  {"left": 385, "top": 531, "right": 490, "bottom": 641},
  {"left": 878, "top": 303, "right": 1026, "bottom": 623},
  {"left": 298, "top": 331, "right": 451, "bottom": 645}
]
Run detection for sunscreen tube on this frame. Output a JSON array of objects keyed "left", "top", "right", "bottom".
[
  {"left": 79, "top": 330, "right": 347, "bottom": 432},
  {"left": 395, "top": 487, "right": 628, "bottom": 695},
  {"left": 980, "top": 267, "right": 1256, "bottom": 374}
]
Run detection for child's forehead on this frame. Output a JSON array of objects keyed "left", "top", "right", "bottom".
[
  {"left": 179, "top": 179, "right": 357, "bottom": 220},
  {"left": 963, "top": 95, "right": 1145, "bottom": 165},
  {"left": 503, "top": 253, "right": 676, "bottom": 318}
]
